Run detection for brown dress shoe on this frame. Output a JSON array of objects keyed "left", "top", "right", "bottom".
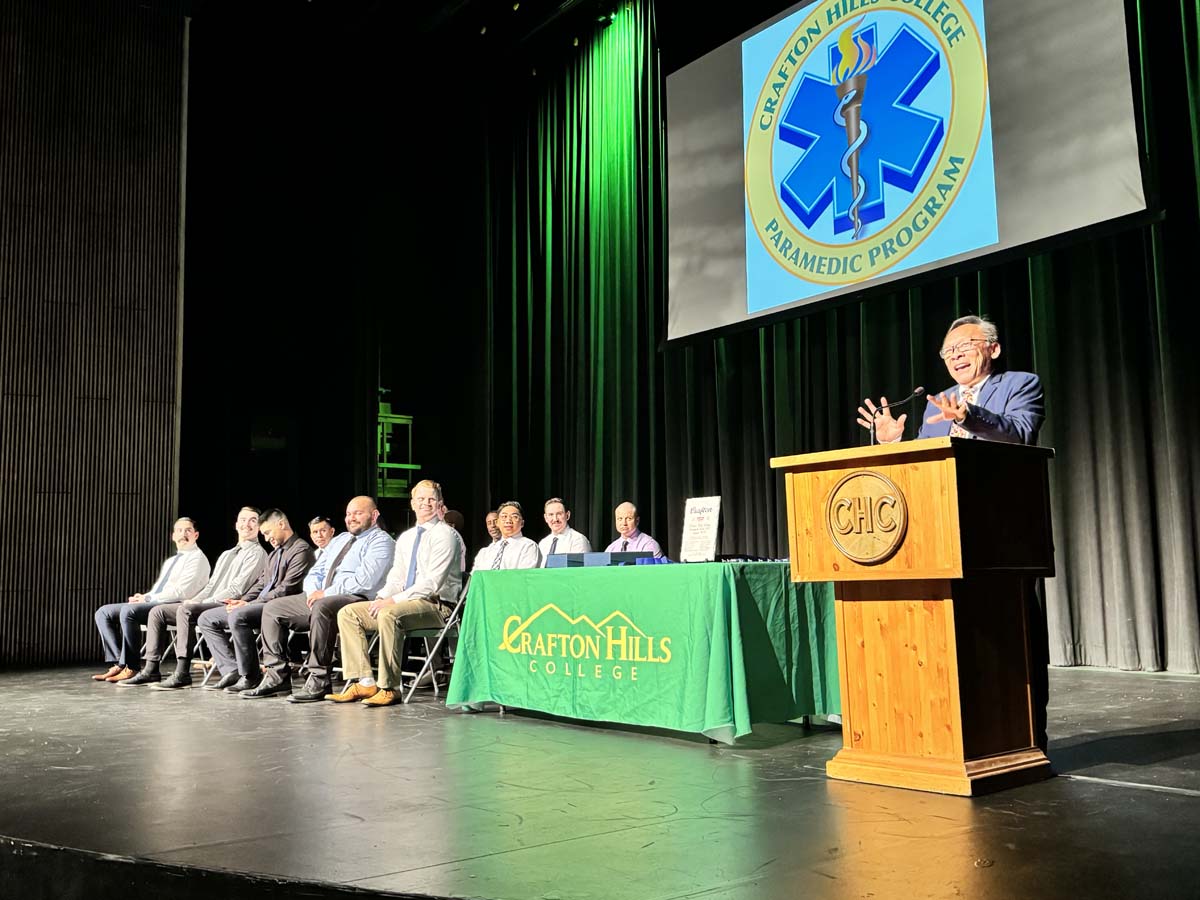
[
  {"left": 93, "top": 665, "right": 122, "bottom": 681},
  {"left": 106, "top": 666, "right": 136, "bottom": 682},
  {"left": 362, "top": 689, "right": 398, "bottom": 707},
  {"left": 327, "top": 682, "right": 379, "bottom": 703}
]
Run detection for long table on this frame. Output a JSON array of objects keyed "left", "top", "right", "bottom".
[{"left": 445, "top": 562, "right": 839, "bottom": 743}]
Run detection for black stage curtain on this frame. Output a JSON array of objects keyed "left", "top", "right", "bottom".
[{"left": 480, "top": 0, "right": 1200, "bottom": 672}]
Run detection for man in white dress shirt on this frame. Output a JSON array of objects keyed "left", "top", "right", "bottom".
[
  {"left": 538, "top": 497, "right": 591, "bottom": 565},
  {"left": 329, "top": 480, "right": 463, "bottom": 707},
  {"left": 92, "top": 518, "right": 211, "bottom": 683},
  {"left": 472, "top": 501, "right": 541, "bottom": 571}
]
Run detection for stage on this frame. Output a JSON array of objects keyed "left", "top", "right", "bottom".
[{"left": 0, "top": 667, "right": 1197, "bottom": 900}]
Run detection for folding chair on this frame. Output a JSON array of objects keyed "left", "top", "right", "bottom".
[
  {"left": 138, "top": 623, "right": 176, "bottom": 664},
  {"left": 402, "top": 575, "right": 469, "bottom": 704}
]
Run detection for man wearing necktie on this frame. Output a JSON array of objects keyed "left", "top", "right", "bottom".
[
  {"left": 192, "top": 509, "right": 312, "bottom": 692},
  {"left": 243, "top": 495, "right": 395, "bottom": 702},
  {"left": 857, "top": 315, "right": 1045, "bottom": 445},
  {"left": 91, "top": 518, "right": 211, "bottom": 683},
  {"left": 604, "top": 501, "right": 664, "bottom": 558},
  {"left": 537, "top": 497, "right": 592, "bottom": 566},
  {"left": 329, "top": 480, "right": 464, "bottom": 707},
  {"left": 119, "top": 506, "right": 268, "bottom": 688},
  {"left": 471, "top": 501, "right": 542, "bottom": 571},
  {"left": 855, "top": 314, "right": 1048, "bottom": 750}
]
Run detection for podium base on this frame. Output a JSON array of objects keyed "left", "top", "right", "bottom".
[{"left": 826, "top": 746, "right": 1052, "bottom": 796}]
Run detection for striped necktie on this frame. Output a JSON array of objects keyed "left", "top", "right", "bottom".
[{"left": 491, "top": 540, "right": 508, "bottom": 570}]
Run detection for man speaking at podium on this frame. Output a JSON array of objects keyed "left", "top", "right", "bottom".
[
  {"left": 857, "top": 315, "right": 1044, "bottom": 446},
  {"left": 856, "top": 314, "right": 1049, "bottom": 751}
]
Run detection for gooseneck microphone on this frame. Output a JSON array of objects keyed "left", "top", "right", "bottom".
[
  {"left": 876, "top": 385, "right": 926, "bottom": 415},
  {"left": 866, "top": 386, "right": 925, "bottom": 445}
]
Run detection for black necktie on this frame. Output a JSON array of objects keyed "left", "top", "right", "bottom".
[
  {"left": 549, "top": 537, "right": 559, "bottom": 556},
  {"left": 621, "top": 540, "right": 629, "bottom": 552},
  {"left": 324, "top": 536, "right": 356, "bottom": 588},
  {"left": 257, "top": 548, "right": 285, "bottom": 601}
]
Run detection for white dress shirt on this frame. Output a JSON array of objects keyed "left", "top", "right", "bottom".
[
  {"left": 377, "top": 520, "right": 464, "bottom": 603},
  {"left": 538, "top": 526, "right": 592, "bottom": 566},
  {"left": 144, "top": 545, "right": 211, "bottom": 603},
  {"left": 472, "top": 535, "right": 541, "bottom": 572}
]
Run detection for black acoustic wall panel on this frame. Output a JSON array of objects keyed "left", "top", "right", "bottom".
[{"left": 0, "top": 0, "right": 186, "bottom": 666}]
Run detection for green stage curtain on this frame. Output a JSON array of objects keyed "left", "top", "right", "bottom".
[
  {"left": 483, "top": 0, "right": 1200, "bottom": 672},
  {"left": 481, "top": 0, "right": 667, "bottom": 549}
]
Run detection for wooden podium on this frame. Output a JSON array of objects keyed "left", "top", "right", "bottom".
[{"left": 770, "top": 437, "right": 1054, "bottom": 796}]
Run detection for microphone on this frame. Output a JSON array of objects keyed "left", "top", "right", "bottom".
[
  {"left": 875, "top": 386, "right": 925, "bottom": 415},
  {"left": 865, "top": 386, "right": 925, "bottom": 445}
]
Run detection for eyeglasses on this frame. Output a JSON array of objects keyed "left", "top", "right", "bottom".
[{"left": 938, "top": 338, "right": 991, "bottom": 360}]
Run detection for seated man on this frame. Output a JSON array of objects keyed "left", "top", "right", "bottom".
[
  {"left": 329, "top": 480, "right": 464, "bottom": 707},
  {"left": 242, "top": 495, "right": 394, "bottom": 702},
  {"left": 92, "top": 518, "right": 210, "bottom": 683},
  {"left": 857, "top": 315, "right": 1044, "bottom": 445},
  {"left": 472, "top": 501, "right": 541, "bottom": 570},
  {"left": 604, "top": 501, "right": 663, "bottom": 558},
  {"left": 484, "top": 509, "right": 501, "bottom": 546},
  {"left": 538, "top": 496, "right": 591, "bottom": 565},
  {"left": 119, "top": 506, "right": 267, "bottom": 687},
  {"left": 192, "top": 508, "right": 312, "bottom": 691},
  {"left": 308, "top": 515, "right": 336, "bottom": 565}
]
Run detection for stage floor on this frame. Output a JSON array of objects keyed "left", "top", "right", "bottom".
[{"left": 0, "top": 666, "right": 1197, "bottom": 899}]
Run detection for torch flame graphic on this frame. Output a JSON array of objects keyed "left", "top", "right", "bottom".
[{"left": 832, "top": 18, "right": 877, "bottom": 239}]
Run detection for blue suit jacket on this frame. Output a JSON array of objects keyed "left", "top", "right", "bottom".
[{"left": 917, "top": 370, "right": 1044, "bottom": 445}]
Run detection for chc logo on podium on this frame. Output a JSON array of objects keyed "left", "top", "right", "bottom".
[
  {"left": 826, "top": 470, "right": 908, "bottom": 564},
  {"left": 743, "top": 0, "right": 995, "bottom": 304}
]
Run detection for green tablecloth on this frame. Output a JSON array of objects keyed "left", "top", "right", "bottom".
[{"left": 446, "top": 562, "right": 839, "bottom": 743}]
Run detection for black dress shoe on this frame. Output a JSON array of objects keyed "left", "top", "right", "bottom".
[
  {"left": 287, "top": 678, "right": 330, "bottom": 703},
  {"left": 205, "top": 671, "right": 240, "bottom": 691},
  {"left": 224, "top": 675, "right": 262, "bottom": 694},
  {"left": 150, "top": 671, "right": 193, "bottom": 690},
  {"left": 240, "top": 678, "right": 291, "bottom": 699},
  {"left": 116, "top": 668, "right": 160, "bottom": 687}
]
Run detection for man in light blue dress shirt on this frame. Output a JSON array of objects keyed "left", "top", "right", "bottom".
[{"left": 243, "top": 495, "right": 395, "bottom": 702}]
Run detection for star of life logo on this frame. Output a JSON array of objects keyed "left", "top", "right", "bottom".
[{"left": 744, "top": 0, "right": 992, "bottom": 288}]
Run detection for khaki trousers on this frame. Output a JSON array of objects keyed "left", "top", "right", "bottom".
[{"left": 337, "top": 598, "right": 446, "bottom": 689}]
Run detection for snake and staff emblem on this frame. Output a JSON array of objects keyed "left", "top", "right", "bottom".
[{"left": 833, "top": 18, "right": 877, "bottom": 239}]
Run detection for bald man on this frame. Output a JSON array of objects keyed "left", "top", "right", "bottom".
[
  {"left": 242, "top": 496, "right": 395, "bottom": 701},
  {"left": 604, "top": 501, "right": 663, "bottom": 558}
]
